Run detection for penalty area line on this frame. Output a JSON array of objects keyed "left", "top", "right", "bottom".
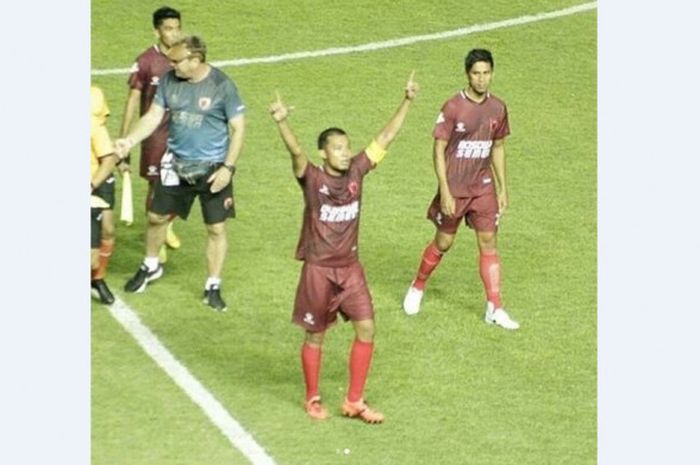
[
  {"left": 107, "top": 297, "right": 277, "bottom": 465},
  {"left": 91, "top": 1, "right": 596, "bottom": 76}
]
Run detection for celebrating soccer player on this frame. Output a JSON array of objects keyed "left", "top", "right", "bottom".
[
  {"left": 402, "top": 49, "right": 520, "bottom": 330},
  {"left": 270, "top": 72, "right": 419, "bottom": 423}
]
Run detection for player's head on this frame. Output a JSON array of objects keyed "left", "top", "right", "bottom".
[
  {"left": 168, "top": 35, "right": 207, "bottom": 79},
  {"left": 318, "top": 127, "right": 352, "bottom": 173},
  {"left": 464, "top": 49, "right": 494, "bottom": 96},
  {"left": 152, "top": 6, "right": 181, "bottom": 48}
]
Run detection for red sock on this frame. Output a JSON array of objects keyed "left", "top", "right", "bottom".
[
  {"left": 479, "top": 250, "right": 502, "bottom": 308},
  {"left": 413, "top": 242, "right": 443, "bottom": 290},
  {"left": 301, "top": 343, "right": 322, "bottom": 400},
  {"left": 94, "top": 238, "right": 114, "bottom": 280},
  {"left": 347, "top": 339, "right": 374, "bottom": 402}
]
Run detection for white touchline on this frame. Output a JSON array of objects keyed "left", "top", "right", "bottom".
[
  {"left": 91, "top": 2, "right": 597, "bottom": 76},
  {"left": 108, "top": 297, "right": 278, "bottom": 465}
]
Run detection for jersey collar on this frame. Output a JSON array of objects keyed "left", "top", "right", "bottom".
[{"left": 460, "top": 89, "right": 490, "bottom": 103}]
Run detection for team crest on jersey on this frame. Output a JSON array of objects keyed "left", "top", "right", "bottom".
[
  {"left": 348, "top": 181, "right": 358, "bottom": 196},
  {"left": 303, "top": 313, "right": 315, "bottom": 325},
  {"left": 147, "top": 165, "right": 158, "bottom": 176},
  {"left": 198, "top": 97, "right": 212, "bottom": 110},
  {"left": 150, "top": 76, "right": 160, "bottom": 86},
  {"left": 490, "top": 118, "right": 499, "bottom": 130},
  {"left": 455, "top": 122, "right": 466, "bottom": 133},
  {"left": 319, "top": 184, "right": 329, "bottom": 195}
]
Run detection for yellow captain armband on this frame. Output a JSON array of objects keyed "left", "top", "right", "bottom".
[{"left": 365, "top": 139, "right": 387, "bottom": 165}]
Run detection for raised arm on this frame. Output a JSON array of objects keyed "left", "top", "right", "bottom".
[
  {"left": 372, "top": 71, "right": 420, "bottom": 151},
  {"left": 270, "top": 92, "right": 308, "bottom": 178},
  {"left": 114, "top": 103, "right": 166, "bottom": 159}
]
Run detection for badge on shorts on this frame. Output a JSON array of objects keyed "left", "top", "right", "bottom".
[{"left": 198, "top": 97, "right": 212, "bottom": 110}]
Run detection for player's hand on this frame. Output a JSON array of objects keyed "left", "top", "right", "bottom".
[
  {"left": 269, "top": 91, "right": 295, "bottom": 122},
  {"left": 117, "top": 159, "right": 131, "bottom": 174},
  {"left": 208, "top": 166, "right": 232, "bottom": 193},
  {"left": 405, "top": 70, "right": 419, "bottom": 100},
  {"left": 440, "top": 192, "right": 456, "bottom": 218},
  {"left": 114, "top": 138, "right": 133, "bottom": 160}
]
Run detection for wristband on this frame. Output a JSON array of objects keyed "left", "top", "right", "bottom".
[{"left": 223, "top": 164, "right": 236, "bottom": 175}]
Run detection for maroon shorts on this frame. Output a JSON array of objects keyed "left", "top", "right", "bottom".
[
  {"left": 426, "top": 192, "right": 499, "bottom": 234},
  {"left": 292, "top": 261, "right": 374, "bottom": 332},
  {"left": 139, "top": 124, "right": 168, "bottom": 180}
]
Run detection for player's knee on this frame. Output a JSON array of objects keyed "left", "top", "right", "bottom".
[
  {"left": 305, "top": 330, "right": 325, "bottom": 346},
  {"left": 147, "top": 212, "right": 170, "bottom": 226},
  {"left": 435, "top": 233, "right": 455, "bottom": 252},
  {"left": 101, "top": 222, "right": 115, "bottom": 239},
  {"left": 477, "top": 231, "right": 497, "bottom": 251},
  {"left": 354, "top": 319, "right": 375, "bottom": 342},
  {"left": 206, "top": 222, "right": 226, "bottom": 238}
]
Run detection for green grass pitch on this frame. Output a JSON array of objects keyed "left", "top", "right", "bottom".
[{"left": 91, "top": 1, "right": 596, "bottom": 464}]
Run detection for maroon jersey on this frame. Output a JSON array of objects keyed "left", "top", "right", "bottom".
[
  {"left": 128, "top": 45, "right": 172, "bottom": 117},
  {"left": 295, "top": 152, "right": 374, "bottom": 267},
  {"left": 433, "top": 90, "right": 510, "bottom": 197},
  {"left": 128, "top": 45, "right": 172, "bottom": 177}
]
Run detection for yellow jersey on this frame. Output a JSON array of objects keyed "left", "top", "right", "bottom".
[{"left": 90, "top": 86, "right": 114, "bottom": 178}]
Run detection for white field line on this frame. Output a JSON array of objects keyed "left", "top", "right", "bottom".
[
  {"left": 91, "top": 2, "right": 596, "bottom": 76},
  {"left": 107, "top": 297, "right": 277, "bottom": 465}
]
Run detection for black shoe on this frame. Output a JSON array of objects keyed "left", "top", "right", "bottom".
[
  {"left": 91, "top": 279, "right": 115, "bottom": 304},
  {"left": 124, "top": 264, "right": 163, "bottom": 293},
  {"left": 203, "top": 285, "right": 227, "bottom": 312}
]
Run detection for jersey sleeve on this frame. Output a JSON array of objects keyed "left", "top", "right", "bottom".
[
  {"left": 352, "top": 151, "right": 374, "bottom": 177},
  {"left": 493, "top": 105, "right": 511, "bottom": 140},
  {"left": 223, "top": 78, "right": 246, "bottom": 120},
  {"left": 296, "top": 161, "right": 315, "bottom": 187},
  {"left": 127, "top": 56, "right": 146, "bottom": 91},
  {"left": 91, "top": 124, "right": 114, "bottom": 159},
  {"left": 432, "top": 101, "right": 454, "bottom": 141}
]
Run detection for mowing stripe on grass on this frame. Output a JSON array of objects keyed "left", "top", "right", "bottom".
[
  {"left": 108, "top": 297, "right": 277, "bottom": 465},
  {"left": 91, "top": 2, "right": 596, "bottom": 76}
]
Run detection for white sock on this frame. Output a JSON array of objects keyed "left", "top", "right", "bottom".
[
  {"left": 144, "top": 256, "right": 160, "bottom": 272},
  {"left": 205, "top": 277, "right": 221, "bottom": 290}
]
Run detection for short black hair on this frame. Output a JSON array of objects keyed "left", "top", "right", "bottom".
[
  {"left": 464, "top": 49, "right": 494, "bottom": 72},
  {"left": 172, "top": 35, "right": 207, "bottom": 62},
  {"left": 153, "top": 6, "right": 181, "bottom": 28},
  {"left": 317, "top": 127, "right": 347, "bottom": 149}
]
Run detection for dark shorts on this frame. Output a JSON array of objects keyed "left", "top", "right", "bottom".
[
  {"left": 293, "top": 261, "right": 374, "bottom": 332},
  {"left": 91, "top": 208, "right": 103, "bottom": 248},
  {"left": 90, "top": 175, "right": 115, "bottom": 248},
  {"left": 427, "top": 192, "right": 499, "bottom": 234},
  {"left": 150, "top": 165, "right": 235, "bottom": 225},
  {"left": 139, "top": 126, "right": 168, "bottom": 180}
]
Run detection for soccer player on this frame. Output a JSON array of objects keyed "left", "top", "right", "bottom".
[
  {"left": 120, "top": 6, "right": 183, "bottom": 262},
  {"left": 91, "top": 86, "right": 122, "bottom": 304},
  {"left": 402, "top": 49, "right": 520, "bottom": 330},
  {"left": 116, "top": 36, "right": 246, "bottom": 312},
  {"left": 269, "top": 72, "right": 419, "bottom": 423}
]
